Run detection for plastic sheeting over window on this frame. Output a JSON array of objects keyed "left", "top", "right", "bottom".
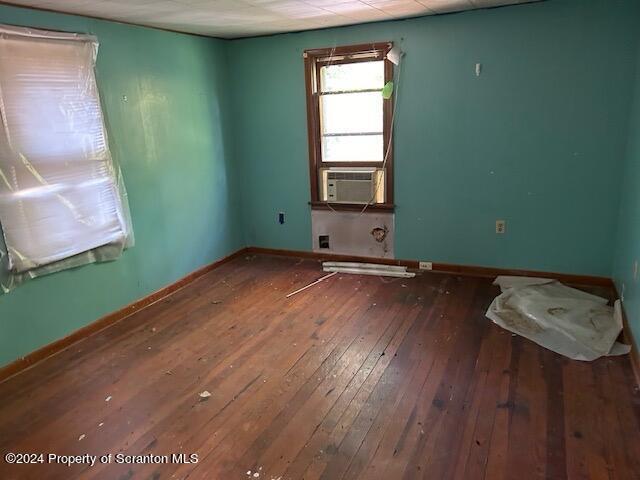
[
  {"left": 486, "top": 276, "right": 630, "bottom": 361},
  {"left": 0, "top": 25, "right": 133, "bottom": 293}
]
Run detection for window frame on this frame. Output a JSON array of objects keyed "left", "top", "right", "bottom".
[{"left": 303, "top": 42, "right": 394, "bottom": 212}]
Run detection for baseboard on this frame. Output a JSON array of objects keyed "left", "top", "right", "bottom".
[
  {"left": 246, "top": 246, "right": 614, "bottom": 287},
  {"left": 0, "top": 247, "right": 248, "bottom": 384},
  {"left": 612, "top": 284, "right": 640, "bottom": 387},
  {"left": 623, "top": 313, "right": 640, "bottom": 388}
]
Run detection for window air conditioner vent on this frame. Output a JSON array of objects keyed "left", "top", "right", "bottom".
[
  {"left": 326, "top": 170, "right": 375, "bottom": 204},
  {"left": 327, "top": 171, "right": 373, "bottom": 181}
]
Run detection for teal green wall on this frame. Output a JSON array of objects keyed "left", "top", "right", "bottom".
[
  {"left": 614, "top": 27, "right": 640, "bottom": 349},
  {"left": 0, "top": 5, "right": 243, "bottom": 366},
  {"left": 229, "top": 0, "right": 639, "bottom": 276}
]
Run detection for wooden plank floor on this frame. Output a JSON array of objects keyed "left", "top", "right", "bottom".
[{"left": 1, "top": 254, "right": 639, "bottom": 480}]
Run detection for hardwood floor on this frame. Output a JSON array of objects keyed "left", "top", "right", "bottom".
[{"left": 0, "top": 254, "right": 639, "bottom": 480}]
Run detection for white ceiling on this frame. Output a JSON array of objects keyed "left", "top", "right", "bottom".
[{"left": 2, "top": 0, "right": 539, "bottom": 38}]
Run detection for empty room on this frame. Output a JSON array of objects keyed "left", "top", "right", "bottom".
[{"left": 0, "top": 0, "right": 639, "bottom": 478}]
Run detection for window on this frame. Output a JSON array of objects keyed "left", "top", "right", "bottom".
[
  {"left": 304, "top": 42, "right": 394, "bottom": 211},
  {"left": 0, "top": 25, "right": 131, "bottom": 274}
]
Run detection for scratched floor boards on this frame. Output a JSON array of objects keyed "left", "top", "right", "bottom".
[{"left": 1, "top": 254, "right": 639, "bottom": 480}]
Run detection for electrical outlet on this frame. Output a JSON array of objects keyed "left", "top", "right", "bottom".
[
  {"left": 419, "top": 261, "right": 433, "bottom": 270},
  {"left": 634, "top": 260, "right": 638, "bottom": 281},
  {"left": 496, "top": 220, "right": 506, "bottom": 234}
]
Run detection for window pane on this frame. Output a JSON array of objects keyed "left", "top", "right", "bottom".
[
  {"left": 321, "top": 92, "right": 382, "bottom": 135},
  {"left": 320, "top": 61, "right": 384, "bottom": 92},
  {"left": 322, "top": 134, "right": 383, "bottom": 162}
]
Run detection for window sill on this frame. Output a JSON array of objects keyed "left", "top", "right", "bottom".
[{"left": 309, "top": 201, "right": 395, "bottom": 212}]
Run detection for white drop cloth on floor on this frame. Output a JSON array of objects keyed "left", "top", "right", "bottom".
[{"left": 486, "top": 276, "right": 630, "bottom": 361}]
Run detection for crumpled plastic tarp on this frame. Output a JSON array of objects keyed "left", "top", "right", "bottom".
[
  {"left": 0, "top": 24, "right": 133, "bottom": 293},
  {"left": 486, "top": 276, "right": 630, "bottom": 361}
]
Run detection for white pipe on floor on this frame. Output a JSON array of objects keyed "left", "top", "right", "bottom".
[
  {"left": 322, "top": 261, "right": 407, "bottom": 272},
  {"left": 323, "top": 266, "right": 415, "bottom": 278}
]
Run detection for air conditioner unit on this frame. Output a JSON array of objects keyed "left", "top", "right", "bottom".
[{"left": 326, "top": 170, "right": 375, "bottom": 204}]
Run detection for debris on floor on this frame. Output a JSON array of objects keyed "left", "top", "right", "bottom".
[
  {"left": 199, "top": 390, "right": 212, "bottom": 400},
  {"left": 78, "top": 434, "right": 85, "bottom": 441},
  {"left": 246, "top": 467, "right": 263, "bottom": 478},
  {"left": 105, "top": 395, "right": 112, "bottom": 402},
  {"left": 486, "top": 276, "right": 630, "bottom": 361}
]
